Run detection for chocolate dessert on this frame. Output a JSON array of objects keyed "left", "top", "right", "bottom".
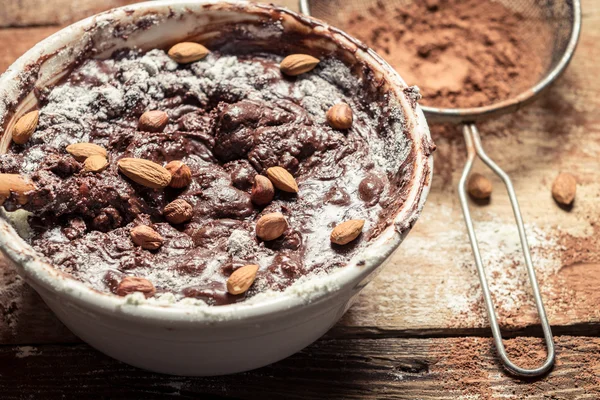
[{"left": 0, "top": 43, "right": 416, "bottom": 305}]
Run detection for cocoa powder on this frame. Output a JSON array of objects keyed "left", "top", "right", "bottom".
[{"left": 344, "top": 0, "right": 551, "bottom": 109}]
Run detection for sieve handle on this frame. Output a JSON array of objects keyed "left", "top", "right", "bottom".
[
  {"left": 299, "top": 0, "right": 310, "bottom": 14},
  {"left": 458, "top": 123, "right": 555, "bottom": 377}
]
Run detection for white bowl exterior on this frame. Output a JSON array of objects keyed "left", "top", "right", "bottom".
[
  {"left": 31, "top": 274, "right": 355, "bottom": 376},
  {"left": 0, "top": 0, "right": 433, "bottom": 375}
]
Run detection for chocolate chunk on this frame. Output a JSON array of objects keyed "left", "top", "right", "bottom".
[
  {"left": 359, "top": 174, "right": 385, "bottom": 206},
  {"left": 62, "top": 217, "right": 87, "bottom": 240},
  {"left": 8, "top": 49, "right": 409, "bottom": 306},
  {"left": 92, "top": 207, "right": 123, "bottom": 232},
  {"left": 225, "top": 160, "right": 257, "bottom": 190}
]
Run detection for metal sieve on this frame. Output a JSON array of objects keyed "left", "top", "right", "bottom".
[{"left": 300, "top": 0, "right": 581, "bottom": 377}]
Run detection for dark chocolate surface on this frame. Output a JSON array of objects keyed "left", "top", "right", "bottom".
[{"left": 0, "top": 49, "right": 412, "bottom": 305}]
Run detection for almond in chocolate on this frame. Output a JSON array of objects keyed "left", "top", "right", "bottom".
[{"left": 0, "top": 48, "right": 415, "bottom": 305}]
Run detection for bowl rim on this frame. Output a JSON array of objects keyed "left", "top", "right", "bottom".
[{"left": 0, "top": 0, "right": 433, "bottom": 326}]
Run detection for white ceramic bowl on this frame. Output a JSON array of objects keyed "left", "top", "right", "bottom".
[{"left": 0, "top": 0, "right": 433, "bottom": 376}]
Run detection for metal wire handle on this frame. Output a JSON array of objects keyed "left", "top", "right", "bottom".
[
  {"left": 458, "top": 123, "right": 555, "bottom": 377},
  {"left": 298, "top": 0, "right": 556, "bottom": 377}
]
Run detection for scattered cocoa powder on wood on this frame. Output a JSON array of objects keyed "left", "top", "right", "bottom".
[{"left": 343, "top": 0, "right": 551, "bottom": 109}]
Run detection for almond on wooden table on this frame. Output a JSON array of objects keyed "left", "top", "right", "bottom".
[
  {"left": 467, "top": 173, "right": 492, "bottom": 200},
  {"left": 552, "top": 172, "right": 577, "bottom": 206},
  {"left": 227, "top": 264, "right": 259, "bottom": 295},
  {"left": 251, "top": 175, "right": 275, "bottom": 206},
  {"left": 0, "top": 174, "right": 35, "bottom": 205},
  {"left": 165, "top": 160, "right": 192, "bottom": 188},
  {"left": 116, "top": 276, "right": 156, "bottom": 298},
  {"left": 131, "top": 225, "right": 163, "bottom": 250},
  {"left": 280, "top": 54, "right": 320, "bottom": 76},
  {"left": 168, "top": 42, "right": 210, "bottom": 64},
  {"left": 163, "top": 199, "right": 193, "bottom": 224},
  {"left": 331, "top": 219, "right": 365, "bottom": 245},
  {"left": 256, "top": 212, "right": 288, "bottom": 241},
  {"left": 266, "top": 166, "right": 298, "bottom": 193},
  {"left": 138, "top": 110, "right": 169, "bottom": 132},
  {"left": 117, "top": 158, "right": 172, "bottom": 189},
  {"left": 83, "top": 155, "right": 109, "bottom": 173},
  {"left": 66, "top": 143, "right": 107, "bottom": 162},
  {"left": 12, "top": 110, "right": 39, "bottom": 145},
  {"left": 326, "top": 103, "right": 353, "bottom": 130}
]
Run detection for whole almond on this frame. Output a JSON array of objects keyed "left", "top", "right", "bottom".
[
  {"left": 266, "top": 166, "right": 298, "bottom": 193},
  {"left": 138, "top": 110, "right": 169, "bottom": 132},
  {"left": 66, "top": 143, "right": 108, "bottom": 162},
  {"left": 12, "top": 110, "right": 39, "bottom": 145},
  {"left": 467, "top": 173, "right": 492, "bottom": 200},
  {"left": 331, "top": 219, "right": 365, "bottom": 245},
  {"left": 256, "top": 212, "right": 288, "bottom": 241},
  {"left": 168, "top": 42, "right": 210, "bottom": 63},
  {"left": 116, "top": 276, "right": 156, "bottom": 298},
  {"left": 552, "top": 172, "right": 577, "bottom": 206},
  {"left": 227, "top": 264, "right": 259, "bottom": 295},
  {"left": 0, "top": 174, "right": 35, "bottom": 205},
  {"left": 326, "top": 103, "right": 353, "bottom": 130},
  {"left": 84, "top": 155, "right": 109, "bottom": 173},
  {"left": 131, "top": 225, "right": 163, "bottom": 250},
  {"left": 251, "top": 175, "right": 275, "bottom": 206},
  {"left": 118, "top": 158, "right": 172, "bottom": 189},
  {"left": 280, "top": 54, "right": 320, "bottom": 76},
  {"left": 163, "top": 199, "right": 193, "bottom": 224},
  {"left": 165, "top": 160, "right": 192, "bottom": 188}
]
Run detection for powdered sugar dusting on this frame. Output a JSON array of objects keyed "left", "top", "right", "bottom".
[
  {"left": 4, "top": 48, "right": 413, "bottom": 306},
  {"left": 15, "top": 346, "right": 40, "bottom": 358},
  {"left": 396, "top": 204, "right": 561, "bottom": 327},
  {"left": 227, "top": 229, "right": 256, "bottom": 259}
]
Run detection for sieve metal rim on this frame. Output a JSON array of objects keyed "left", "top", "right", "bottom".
[
  {"left": 299, "top": 0, "right": 583, "bottom": 378},
  {"left": 422, "top": 0, "right": 582, "bottom": 123},
  {"left": 301, "top": 0, "right": 582, "bottom": 124}
]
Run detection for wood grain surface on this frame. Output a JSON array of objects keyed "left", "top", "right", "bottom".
[
  {"left": 0, "top": 0, "right": 599, "bottom": 398},
  {"left": 0, "top": 0, "right": 141, "bottom": 27},
  {"left": 1, "top": 336, "right": 599, "bottom": 399}
]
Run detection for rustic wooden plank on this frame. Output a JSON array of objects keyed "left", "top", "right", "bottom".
[
  {"left": 0, "top": 0, "right": 299, "bottom": 28},
  {"left": 0, "top": 336, "right": 598, "bottom": 399},
  {"left": 0, "top": 0, "right": 298, "bottom": 71},
  {"left": 1, "top": 0, "right": 600, "bottom": 344},
  {"left": 0, "top": 0, "right": 140, "bottom": 27},
  {"left": 0, "top": 27, "right": 59, "bottom": 72}
]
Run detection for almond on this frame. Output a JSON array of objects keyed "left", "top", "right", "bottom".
[
  {"left": 280, "top": 54, "right": 320, "bottom": 76},
  {"left": 0, "top": 174, "right": 35, "bottom": 205},
  {"left": 165, "top": 160, "right": 192, "bottom": 188},
  {"left": 168, "top": 42, "right": 210, "bottom": 64},
  {"left": 256, "top": 212, "right": 287, "bottom": 241},
  {"left": 138, "top": 110, "right": 169, "bottom": 132},
  {"left": 84, "top": 155, "right": 109, "bottom": 173},
  {"left": 117, "top": 158, "right": 172, "bottom": 189},
  {"left": 12, "top": 110, "right": 39, "bottom": 145},
  {"left": 266, "top": 166, "right": 298, "bottom": 193},
  {"left": 66, "top": 143, "right": 107, "bottom": 162},
  {"left": 467, "top": 173, "right": 492, "bottom": 200},
  {"left": 227, "top": 264, "right": 259, "bottom": 295},
  {"left": 131, "top": 225, "right": 163, "bottom": 250},
  {"left": 116, "top": 276, "right": 156, "bottom": 298},
  {"left": 251, "top": 175, "right": 275, "bottom": 206},
  {"left": 163, "top": 199, "right": 193, "bottom": 224},
  {"left": 326, "top": 103, "right": 353, "bottom": 130},
  {"left": 552, "top": 172, "right": 577, "bottom": 206},
  {"left": 331, "top": 219, "right": 365, "bottom": 245}
]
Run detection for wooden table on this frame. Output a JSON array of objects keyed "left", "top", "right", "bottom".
[{"left": 1, "top": 1, "right": 599, "bottom": 398}]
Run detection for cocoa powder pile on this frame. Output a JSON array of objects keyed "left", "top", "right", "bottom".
[{"left": 344, "top": 0, "right": 550, "bottom": 109}]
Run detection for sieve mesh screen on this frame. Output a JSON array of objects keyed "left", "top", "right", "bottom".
[{"left": 304, "top": 0, "right": 578, "bottom": 117}]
